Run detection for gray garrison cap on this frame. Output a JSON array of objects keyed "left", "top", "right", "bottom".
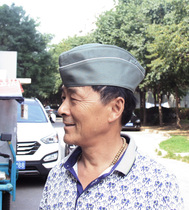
[{"left": 59, "top": 43, "right": 145, "bottom": 92}]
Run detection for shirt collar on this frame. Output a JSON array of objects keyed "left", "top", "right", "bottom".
[
  {"left": 63, "top": 146, "right": 81, "bottom": 169},
  {"left": 63, "top": 134, "right": 137, "bottom": 175},
  {"left": 115, "top": 134, "right": 137, "bottom": 175}
]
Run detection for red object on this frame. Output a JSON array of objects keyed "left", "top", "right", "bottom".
[{"left": 0, "top": 79, "right": 24, "bottom": 97}]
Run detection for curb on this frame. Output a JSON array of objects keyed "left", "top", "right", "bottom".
[{"left": 141, "top": 128, "right": 171, "bottom": 138}]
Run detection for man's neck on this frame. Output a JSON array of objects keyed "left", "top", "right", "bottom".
[{"left": 77, "top": 134, "right": 127, "bottom": 189}]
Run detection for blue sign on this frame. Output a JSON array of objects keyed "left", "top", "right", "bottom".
[{"left": 16, "top": 161, "right": 26, "bottom": 169}]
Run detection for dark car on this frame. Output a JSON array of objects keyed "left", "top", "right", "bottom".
[{"left": 122, "top": 113, "right": 141, "bottom": 131}]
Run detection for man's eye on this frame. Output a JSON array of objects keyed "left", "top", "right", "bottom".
[
  {"left": 61, "top": 96, "right": 66, "bottom": 102},
  {"left": 70, "top": 97, "right": 77, "bottom": 101}
]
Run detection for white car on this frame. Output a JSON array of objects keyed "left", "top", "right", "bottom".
[{"left": 16, "top": 98, "right": 64, "bottom": 177}]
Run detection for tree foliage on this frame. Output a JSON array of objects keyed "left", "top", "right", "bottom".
[
  {"left": 94, "top": 0, "right": 172, "bottom": 62},
  {"left": 0, "top": 4, "right": 56, "bottom": 100},
  {"left": 146, "top": 20, "right": 189, "bottom": 93}
]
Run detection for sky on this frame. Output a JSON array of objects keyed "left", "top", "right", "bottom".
[{"left": 0, "top": 0, "right": 115, "bottom": 44}]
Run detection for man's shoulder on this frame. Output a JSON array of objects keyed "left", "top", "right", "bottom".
[
  {"left": 135, "top": 150, "right": 167, "bottom": 170},
  {"left": 133, "top": 150, "right": 177, "bottom": 180}
]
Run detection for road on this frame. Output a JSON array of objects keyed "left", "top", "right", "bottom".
[
  {"left": 10, "top": 119, "right": 189, "bottom": 209},
  {"left": 10, "top": 176, "right": 45, "bottom": 209}
]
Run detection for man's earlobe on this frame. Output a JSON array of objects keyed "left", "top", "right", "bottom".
[{"left": 108, "top": 97, "right": 124, "bottom": 122}]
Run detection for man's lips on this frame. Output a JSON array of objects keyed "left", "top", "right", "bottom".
[{"left": 63, "top": 122, "right": 75, "bottom": 127}]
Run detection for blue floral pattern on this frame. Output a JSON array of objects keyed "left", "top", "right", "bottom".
[{"left": 39, "top": 138, "right": 184, "bottom": 210}]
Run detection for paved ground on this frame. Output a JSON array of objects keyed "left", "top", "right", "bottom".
[{"left": 128, "top": 128, "right": 189, "bottom": 210}]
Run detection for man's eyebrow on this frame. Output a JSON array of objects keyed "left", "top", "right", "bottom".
[{"left": 67, "top": 87, "right": 78, "bottom": 94}]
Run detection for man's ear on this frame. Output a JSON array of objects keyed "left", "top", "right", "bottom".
[{"left": 108, "top": 97, "right": 125, "bottom": 123}]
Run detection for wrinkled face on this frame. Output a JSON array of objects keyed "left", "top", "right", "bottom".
[{"left": 58, "top": 86, "right": 111, "bottom": 146}]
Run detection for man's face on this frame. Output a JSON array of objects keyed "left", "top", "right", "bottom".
[{"left": 58, "top": 86, "right": 111, "bottom": 146}]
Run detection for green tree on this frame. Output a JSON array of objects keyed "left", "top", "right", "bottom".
[
  {"left": 0, "top": 4, "right": 56, "bottom": 101},
  {"left": 146, "top": 18, "right": 189, "bottom": 127}
]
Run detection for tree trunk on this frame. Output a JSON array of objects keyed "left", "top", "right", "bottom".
[
  {"left": 142, "top": 90, "right": 147, "bottom": 125},
  {"left": 153, "top": 89, "right": 157, "bottom": 107},
  {"left": 158, "top": 87, "right": 163, "bottom": 126},
  {"left": 175, "top": 87, "right": 181, "bottom": 128}
]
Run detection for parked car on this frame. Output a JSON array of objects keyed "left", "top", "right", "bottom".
[
  {"left": 44, "top": 105, "right": 56, "bottom": 123},
  {"left": 50, "top": 105, "right": 61, "bottom": 117},
  {"left": 16, "top": 98, "right": 63, "bottom": 177},
  {"left": 122, "top": 113, "right": 141, "bottom": 131}
]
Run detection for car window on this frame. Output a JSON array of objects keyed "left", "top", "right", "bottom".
[{"left": 17, "top": 101, "right": 48, "bottom": 123}]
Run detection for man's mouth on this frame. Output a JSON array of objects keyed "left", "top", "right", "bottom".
[{"left": 64, "top": 122, "right": 75, "bottom": 127}]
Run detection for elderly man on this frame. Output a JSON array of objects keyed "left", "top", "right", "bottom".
[{"left": 39, "top": 44, "right": 184, "bottom": 209}]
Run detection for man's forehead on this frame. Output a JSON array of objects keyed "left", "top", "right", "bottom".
[
  {"left": 62, "top": 86, "right": 78, "bottom": 93},
  {"left": 62, "top": 86, "right": 92, "bottom": 94}
]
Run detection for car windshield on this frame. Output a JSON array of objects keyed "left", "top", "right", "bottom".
[{"left": 17, "top": 101, "right": 48, "bottom": 123}]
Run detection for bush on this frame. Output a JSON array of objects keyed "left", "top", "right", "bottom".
[
  {"left": 137, "top": 107, "right": 189, "bottom": 125},
  {"left": 145, "top": 107, "right": 176, "bottom": 125},
  {"left": 180, "top": 108, "right": 189, "bottom": 120}
]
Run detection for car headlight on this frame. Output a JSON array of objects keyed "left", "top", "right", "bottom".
[
  {"left": 43, "top": 152, "right": 58, "bottom": 162},
  {"left": 41, "top": 133, "right": 59, "bottom": 144}
]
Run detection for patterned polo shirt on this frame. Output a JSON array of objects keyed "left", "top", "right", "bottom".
[{"left": 39, "top": 135, "right": 184, "bottom": 209}]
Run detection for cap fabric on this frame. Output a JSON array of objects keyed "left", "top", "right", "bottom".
[{"left": 59, "top": 43, "right": 145, "bottom": 92}]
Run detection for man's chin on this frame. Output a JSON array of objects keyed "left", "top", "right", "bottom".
[{"left": 63, "top": 135, "right": 75, "bottom": 145}]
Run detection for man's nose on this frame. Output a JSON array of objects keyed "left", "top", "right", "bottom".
[{"left": 58, "top": 100, "right": 70, "bottom": 116}]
